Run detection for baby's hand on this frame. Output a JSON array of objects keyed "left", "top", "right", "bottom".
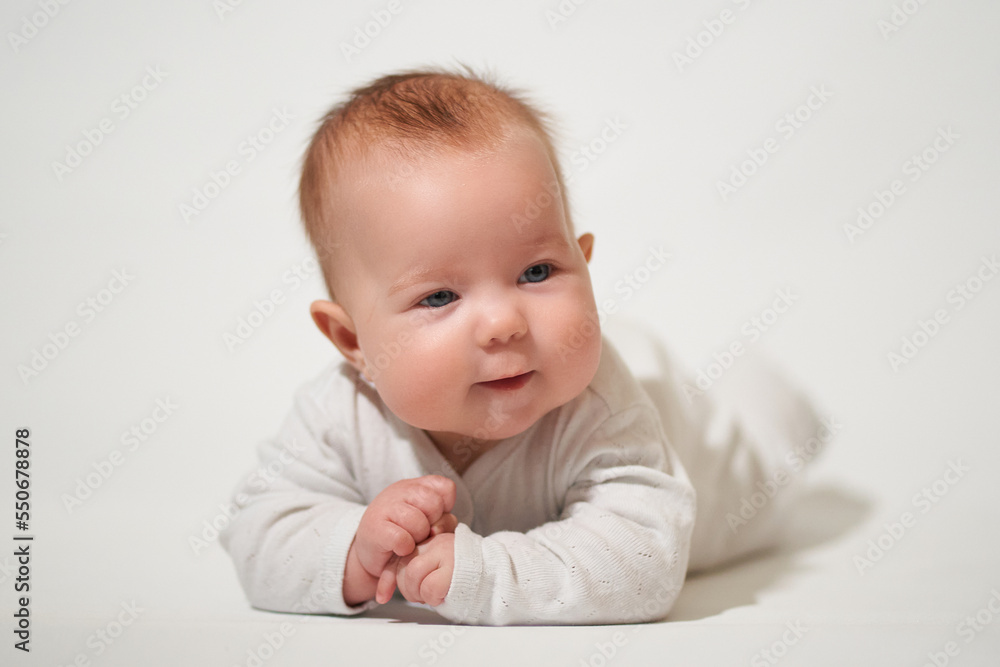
[
  {"left": 392, "top": 532, "right": 456, "bottom": 607},
  {"left": 353, "top": 475, "right": 456, "bottom": 595},
  {"left": 375, "top": 512, "right": 457, "bottom": 603}
]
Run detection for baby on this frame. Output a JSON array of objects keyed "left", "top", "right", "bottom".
[{"left": 220, "top": 68, "right": 824, "bottom": 625}]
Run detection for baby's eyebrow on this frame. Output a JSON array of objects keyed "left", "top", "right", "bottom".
[
  {"left": 521, "top": 230, "right": 572, "bottom": 254},
  {"left": 388, "top": 266, "right": 440, "bottom": 297}
]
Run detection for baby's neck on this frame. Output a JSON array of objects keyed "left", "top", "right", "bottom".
[{"left": 425, "top": 429, "right": 502, "bottom": 477}]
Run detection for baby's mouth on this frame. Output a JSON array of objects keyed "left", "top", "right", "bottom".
[{"left": 477, "top": 371, "right": 534, "bottom": 391}]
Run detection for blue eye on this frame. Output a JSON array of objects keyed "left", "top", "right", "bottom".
[
  {"left": 419, "top": 290, "right": 457, "bottom": 308},
  {"left": 520, "top": 264, "right": 551, "bottom": 284}
]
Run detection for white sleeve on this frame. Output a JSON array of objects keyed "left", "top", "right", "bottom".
[
  {"left": 219, "top": 386, "right": 379, "bottom": 617},
  {"left": 434, "top": 405, "right": 696, "bottom": 625}
]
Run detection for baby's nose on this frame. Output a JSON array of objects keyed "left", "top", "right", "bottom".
[{"left": 476, "top": 297, "right": 528, "bottom": 347}]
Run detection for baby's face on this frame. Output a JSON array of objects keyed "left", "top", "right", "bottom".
[{"left": 323, "top": 130, "right": 602, "bottom": 451}]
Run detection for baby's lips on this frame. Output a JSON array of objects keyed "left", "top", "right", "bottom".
[{"left": 477, "top": 371, "right": 534, "bottom": 390}]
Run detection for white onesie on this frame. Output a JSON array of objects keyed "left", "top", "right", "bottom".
[{"left": 221, "top": 331, "right": 821, "bottom": 625}]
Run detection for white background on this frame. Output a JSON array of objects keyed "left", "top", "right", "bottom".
[{"left": 2, "top": 0, "right": 999, "bottom": 665}]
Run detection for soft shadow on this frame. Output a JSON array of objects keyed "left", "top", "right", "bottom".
[
  {"left": 666, "top": 484, "right": 872, "bottom": 622},
  {"left": 363, "top": 598, "right": 458, "bottom": 625},
  {"left": 359, "top": 485, "right": 871, "bottom": 626}
]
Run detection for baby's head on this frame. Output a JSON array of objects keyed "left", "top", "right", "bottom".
[{"left": 300, "top": 68, "right": 602, "bottom": 451}]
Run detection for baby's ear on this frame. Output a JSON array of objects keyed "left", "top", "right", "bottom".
[
  {"left": 577, "top": 233, "right": 594, "bottom": 263},
  {"left": 310, "top": 300, "right": 367, "bottom": 375}
]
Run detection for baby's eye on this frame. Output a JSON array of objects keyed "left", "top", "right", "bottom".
[
  {"left": 419, "top": 290, "right": 457, "bottom": 308},
  {"left": 519, "top": 264, "right": 551, "bottom": 284}
]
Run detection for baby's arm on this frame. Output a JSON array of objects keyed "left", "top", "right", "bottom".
[
  {"left": 220, "top": 391, "right": 371, "bottom": 615},
  {"left": 220, "top": 382, "right": 461, "bottom": 614},
  {"left": 433, "top": 406, "right": 696, "bottom": 626}
]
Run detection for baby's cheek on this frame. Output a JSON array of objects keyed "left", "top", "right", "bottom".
[
  {"left": 373, "top": 346, "right": 461, "bottom": 426},
  {"left": 541, "top": 305, "right": 600, "bottom": 405},
  {"left": 553, "top": 297, "right": 601, "bottom": 358}
]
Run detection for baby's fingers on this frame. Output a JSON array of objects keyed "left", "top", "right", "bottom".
[
  {"left": 377, "top": 520, "right": 417, "bottom": 559},
  {"left": 375, "top": 557, "right": 398, "bottom": 604},
  {"left": 400, "top": 552, "right": 446, "bottom": 606},
  {"left": 386, "top": 501, "right": 434, "bottom": 547},
  {"left": 402, "top": 476, "right": 456, "bottom": 526},
  {"left": 429, "top": 512, "right": 458, "bottom": 537},
  {"left": 420, "top": 567, "right": 452, "bottom": 607},
  {"left": 420, "top": 475, "right": 457, "bottom": 514}
]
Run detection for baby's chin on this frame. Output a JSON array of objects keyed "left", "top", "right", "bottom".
[
  {"left": 431, "top": 387, "right": 593, "bottom": 444},
  {"left": 417, "top": 411, "right": 540, "bottom": 448}
]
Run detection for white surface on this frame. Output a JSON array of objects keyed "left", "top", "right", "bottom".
[{"left": 2, "top": 0, "right": 999, "bottom": 665}]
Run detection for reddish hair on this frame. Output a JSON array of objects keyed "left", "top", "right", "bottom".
[{"left": 298, "top": 67, "right": 572, "bottom": 299}]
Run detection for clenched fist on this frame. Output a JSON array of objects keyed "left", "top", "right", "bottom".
[
  {"left": 349, "top": 475, "right": 457, "bottom": 603},
  {"left": 390, "top": 532, "right": 456, "bottom": 607}
]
